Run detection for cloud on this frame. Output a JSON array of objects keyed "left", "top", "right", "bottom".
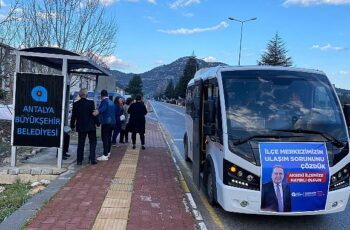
[
  {"left": 100, "top": 0, "right": 139, "bottom": 5},
  {"left": 158, "top": 21, "right": 229, "bottom": 35},
  {"left": 145, "top": 16, "right": 160, "bottom": 23},
  {"left": 147, "top": 0, "right": 156, "bottom": 4},
  {"left": 339, "top": 70, "right": 349, "bottom": 75},
  {"left": 36, "top": 12, "right": 57, "bottom": 19},
  {"left": 311, "top": 44, "right": 345, "bottom": 51},
  {"left": 155, "top": 60, "right": 165, "bottom": 65},
  {"left": 14, "top": 8, "right": 23, "bottom": 13},
  {"left": 203, "top": 56, "right": 217, "bottom": 62},
  {"left": 100, "top": 0, "right": 117, "bottom": 6},
  {"left": 102, "top": 55, "right": 131, "bottom": 69},
  {"left": 170, "top": 0, "right": 200, "bottom": 9},
  {"left": 182, "top": 12, "right": 194, "bottom": 17},
  {"left": 283, "top": 0, "right": 350, "bottom": 7}
]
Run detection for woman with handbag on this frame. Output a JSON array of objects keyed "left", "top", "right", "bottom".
[
  {"left": 111, "top": 96, "right": 123, "bottom": 146},
  {"left": 119, "top": 97, "right": 132, "bottom": 143}
]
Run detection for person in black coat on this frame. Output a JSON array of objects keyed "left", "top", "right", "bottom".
[
  {"left": 127, "top": 95, "right": 147, "bottom": 149},
  {"left": 70, "top": 88, "right": 99, "bottom": 165},
  {"left": 261, "top": 165, "right": 292, "bottom": 212}
]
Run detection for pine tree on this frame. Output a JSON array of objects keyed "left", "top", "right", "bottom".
[
  {"left": 258, "top": 32, "right": 293, "bottom": 66},
  {"left": 175, "top": 56, "right": 198, "bottom": 98},
  {"left": 125, "top": 74, "right": 143, "bottom": 98}
]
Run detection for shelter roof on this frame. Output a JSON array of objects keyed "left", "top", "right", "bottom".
[{"left": 18, "top": 47, "right": 111, "bottom": 76}]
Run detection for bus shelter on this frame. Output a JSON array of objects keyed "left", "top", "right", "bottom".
[{"left": 11, "top": 47, "right": 111, "bottom": 168}]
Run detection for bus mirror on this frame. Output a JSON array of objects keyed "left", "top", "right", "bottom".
[
  {"left": 343, "top": 104, "right": 350, "bottom": 127},
  {"left": 203, "top": 124, "right": 215, "bottom": 136},
  {"left": 204, "top": 100, "right": 215, "bottom": 123}
]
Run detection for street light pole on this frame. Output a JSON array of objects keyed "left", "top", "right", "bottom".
[{"left": 228, "top": 17, "right": 257, "bottom": 66}]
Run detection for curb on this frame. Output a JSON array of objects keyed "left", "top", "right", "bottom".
[
  {"left": 157, "top": 122, "right": 207, "bottom": 230},
  {"left": 0, "top": 162, "right": 82, "bottom": 230}
]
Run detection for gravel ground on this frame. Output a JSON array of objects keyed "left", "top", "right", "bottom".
[{"left": 0, "top": 120, "right": 37, "bottom": 167}]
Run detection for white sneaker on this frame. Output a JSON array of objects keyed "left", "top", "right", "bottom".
[
  {"left": 107, "top": 152, "right": 111, "bottom": 158},
  {"left": 97, "top": 155, "right": 108, "bottom": 161}
]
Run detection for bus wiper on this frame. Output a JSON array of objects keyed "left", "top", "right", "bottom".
[
  {"left": 273, "top": 129, "right": 345, "bottom": 148},
  {"left": 233, "top": 134, "right": 298, "bottom": 146}
]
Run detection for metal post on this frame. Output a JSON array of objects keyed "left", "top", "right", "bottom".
[
  {"left": 57, "top": 58, "right": 68, "bottom": 168},
  {"left": 10, "top": 52, "right": 20, "bottom": 167},
  {"left": 238, "top": 22, "right": 243, "bottom": 66},
  {"left": 228, "top": 17, "right": 257, "bottom": 66}
]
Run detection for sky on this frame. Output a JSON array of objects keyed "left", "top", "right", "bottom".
[{"left": 1, "top": 0, "right": 350, "bottom": 89}]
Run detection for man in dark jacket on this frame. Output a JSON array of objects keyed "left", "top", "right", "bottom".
[
  {"left": 128, "top": 95, "right": 147, "bottom": 149},
  {"left": 261, "top": 165, "right": 292, "bottom": 212},
  {"left": 70, "top": 88, "right": 99, "bottom": 165}
]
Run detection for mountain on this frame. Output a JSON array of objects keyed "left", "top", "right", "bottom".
[
  {"left": 111, "top": 56, "right": 227, "bottom": 96},
  {"left": 111, "top": 58, "right": 350, "bottom": 98}
]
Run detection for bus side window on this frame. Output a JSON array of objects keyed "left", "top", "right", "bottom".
[
  {"left": 216, "top": 88, "right": 223, "bottom": 144},
  {"left": 207, "top": 82, "right": 223, "bottom": 144},
  {"left": 186, "top": 85, "right": 197, "bottom": 118}
]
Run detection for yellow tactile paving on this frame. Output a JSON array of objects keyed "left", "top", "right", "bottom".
[
  {"left": 114, "top": 171, "right": 136, "bottom": 180},
  {"left": 92, "top": 146, "right": 140, "bottom": 230},
  {"left": 97, "top": 207, "right": 129, "bottom": 219},
  {"left": 119, "top": 160, "right": 137, "bottom": 165},
  {"left": 116, "top": 165, "right": 137, "bottom": 172},
  {"left": 111, "top": 178, "right": 134, "bottom": 185},
  {"left": 92, "top": 219, "right": 127, "bottom": 230},
  {"left": 106, "top": 190, "right": 132, "bottom": 199},
  {"left": 102, "top": 198, "right": 131, "bottom": 208},
  {"left": 109, "top": 183, "right": 133, "bottom": 192}
]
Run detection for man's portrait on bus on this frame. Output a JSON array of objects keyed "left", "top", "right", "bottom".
[{"left": 261, "top": 165, "right": 292, "bottom": 212}]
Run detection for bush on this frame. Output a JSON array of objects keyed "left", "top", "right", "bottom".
[{"left": 0, "top": 180, "right": 31, "bottom": 223}]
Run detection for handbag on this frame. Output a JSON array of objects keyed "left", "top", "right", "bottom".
[{"left": 120, "top": 114, "right": 126, "bottom": 121}]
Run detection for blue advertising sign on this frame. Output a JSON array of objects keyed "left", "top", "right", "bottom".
[
  {"left": 13, "top": 73, "right": 64, "bottom": 147},
  {"left": 260, "top": 142, "right": 329, "bottom": 213}
]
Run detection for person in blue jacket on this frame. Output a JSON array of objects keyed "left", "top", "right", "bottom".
[{"left": 93, "top": 89, "right": 116, "bottom": 161}]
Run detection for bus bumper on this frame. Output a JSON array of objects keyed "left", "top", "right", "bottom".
[{"left": 217, "top": 184, "right": 350, "bottom": 215}]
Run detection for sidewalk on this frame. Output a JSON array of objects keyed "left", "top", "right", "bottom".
[{"left": 25, "top": 120, "right": 196, "bottom": 230}]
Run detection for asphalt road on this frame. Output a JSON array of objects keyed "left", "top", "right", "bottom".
[{"left": 148, "top": 100, "right": 350, "bottom": 230}]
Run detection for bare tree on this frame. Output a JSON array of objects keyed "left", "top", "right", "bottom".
[
  {"left": 0, "top": 0, "right": 20, "bottom": 43},
  {"left": 1, "top": 0, "right": 117, "bottom": 59}
]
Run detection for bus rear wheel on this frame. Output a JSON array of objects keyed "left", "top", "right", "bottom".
[{"left": 206, "top": 166, "right": 217, "bottom": 205}]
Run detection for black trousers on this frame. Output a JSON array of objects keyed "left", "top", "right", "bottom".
[
  {"left": 101, "top": 124, "right": 113, "bottom": 156},
  {"left": 63, "top": 132, "right": 70, "bottom": 155},
  {"left": 132, "top": 132, "right": 145, "bottom": 146},
  {"left": 77, "top": 130, "right": 97, "bottom": 163},
  {"left": 120, "top": 129, "right": 129, "bottom": 143}
]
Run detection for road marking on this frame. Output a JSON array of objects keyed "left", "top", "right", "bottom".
[
  {"left": 163, "top": 126, "right": 225, "bottom": 230},
  {"left": 150, "top": 101, "right": 209, "bottom": 229},
  {"left": 151, "top": 101, "right": 225, "bottom": 229},
  {"left": 173, "top": 138, "right": 183, "bottom": 141},
  {"left": 154, "top": 101, "right": 185, "bottom": 117}
]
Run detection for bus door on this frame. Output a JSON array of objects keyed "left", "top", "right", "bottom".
[{"left": 192, "top": 80, "right": 203, "bottom": 188}]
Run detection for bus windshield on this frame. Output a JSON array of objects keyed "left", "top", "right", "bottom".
[{"left": 222, "top": 70, "right": 348, "bottom": 166}]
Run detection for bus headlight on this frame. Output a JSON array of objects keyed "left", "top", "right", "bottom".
[
  {"left": 330, "top": 163, "right": 350, "bottom": 191},
  {"left": 223, "top": 159, "right": 260, "bottom": 191}
]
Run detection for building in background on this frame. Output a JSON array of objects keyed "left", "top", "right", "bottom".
[{"left": 0, "top": 40, "right": 15, "bottom": 103}]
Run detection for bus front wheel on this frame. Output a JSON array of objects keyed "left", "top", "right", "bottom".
[{"left": 205, "top": 165, "right": 217, "bottom": 205}]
